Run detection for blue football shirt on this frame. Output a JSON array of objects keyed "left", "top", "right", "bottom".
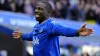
[{"left": 21, "top": 19, "right": 78, "bottom": 56}]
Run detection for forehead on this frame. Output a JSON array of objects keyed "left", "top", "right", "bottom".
[{"left": 36, "top": 2, "right": 46, "bottom": 9}]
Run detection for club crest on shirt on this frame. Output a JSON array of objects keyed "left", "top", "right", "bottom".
[
  {"left": 39, "top": 28, "right": 44, "bottom": 33},
  {"left": 51, "top": 21, "right": 58, "bottom": 25}
]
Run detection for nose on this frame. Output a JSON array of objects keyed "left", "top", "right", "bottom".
[{"left": 35, "top": 9, "right": 39, "bottom": 14}]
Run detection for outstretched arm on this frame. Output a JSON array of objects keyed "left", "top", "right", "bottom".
[
  {"left": 52, "top": 23, "right": 78, "bottom": 37},
  {"left": 52, "top": 22, "right": 93, "bottom": 37}
]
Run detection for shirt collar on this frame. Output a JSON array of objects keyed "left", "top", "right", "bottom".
[{"left": 36, "top": 18, "right": 51, "bottom": 27}]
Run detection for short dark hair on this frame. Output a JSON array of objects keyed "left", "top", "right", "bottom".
[{"left": 36, "top": 1, "right": 52, "bottom": 13}]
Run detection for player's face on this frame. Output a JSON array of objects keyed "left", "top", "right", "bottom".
[
  {"left": 35, "top": 6, "right": 44, "bottom": 21},
  {"left": 35, "top": 3, "right": 49, "bottom": 22}
]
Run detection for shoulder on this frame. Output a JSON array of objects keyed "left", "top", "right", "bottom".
[
  {"left": 48, "top": 19, "right": 59, "bottom": 26},
  {"left": 47, "top": 19, "right": 61, "bottom": 31},
  {"left": 34, "top": 23, "right": 39, "bottom": 28}
]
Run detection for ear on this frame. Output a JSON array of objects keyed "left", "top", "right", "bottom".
[
  {"left": 47, "top": 11, "right": 51, "bottom": 16},
  {"left": 48, "top": 10, "right": 53, "bottom": 14},
  {"left": 48, "top": 10, "right": 51, "bottom": 13}
]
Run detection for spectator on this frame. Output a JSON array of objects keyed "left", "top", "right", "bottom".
[
  {"left": 55, "top": 0, "right": 70, "bottom": 19},
  {"left": 69, "top": 0, "right": 79, "bottom": 21},
  {"left": 77, "top": 0, "right": 86, "bottom": 21},
  {"left": 0, "top": 0, "right": 14, "bottom": 11},
  {"left": 24, "top": 0, "right": 34, "bottom": 15},
  {"left": 15, "top": 0, "right": 24, "bottom": 13}
]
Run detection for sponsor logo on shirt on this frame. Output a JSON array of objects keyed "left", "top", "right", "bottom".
[{"left": 33, "top": 37, "right": 39, "bottom": 45}]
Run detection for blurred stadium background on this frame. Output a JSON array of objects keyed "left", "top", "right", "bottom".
[{"left": 0, "top": 0, "right": 100, "bottom": 56}]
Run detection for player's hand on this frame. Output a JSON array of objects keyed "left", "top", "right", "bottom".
[
  {"left": 78, "top": 23, "right": 94, "bottom": 36},
  {"left": 12, "top": 27, "right": 22, "bottom": 39}
]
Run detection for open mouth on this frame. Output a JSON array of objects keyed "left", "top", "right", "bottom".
[
  {"left": 35, "top": 14, "right": 40, "bottom": 18},
  {"left": 35, "top": 12, "right": 41, "bottom": 18}
]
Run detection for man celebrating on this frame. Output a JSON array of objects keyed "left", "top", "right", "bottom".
[{"left": 12, "top": 1, "right": 93, "bottom": 56}]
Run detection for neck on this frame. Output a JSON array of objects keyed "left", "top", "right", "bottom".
[{"left": 38, "top": 18, "right": 48, "bottom": 24}]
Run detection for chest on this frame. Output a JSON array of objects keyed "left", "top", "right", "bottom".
[
  {"left": 33, "top": 25, "right": 49, "bottom": 37},
  {"left": 32, "top": 25, "right": 51, "bottom": 44}
]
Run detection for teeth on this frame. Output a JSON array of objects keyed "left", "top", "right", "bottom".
[{"left": 36, "top": 14, "right": 39, "bottom": 17}]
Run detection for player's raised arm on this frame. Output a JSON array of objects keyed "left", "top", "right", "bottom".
[{"left": 12, "top": 27, "right": 33, "bottom": 41}]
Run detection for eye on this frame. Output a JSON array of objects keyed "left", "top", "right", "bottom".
[{"left": 38, "top": 7, "right": 41, "bottom": 10}]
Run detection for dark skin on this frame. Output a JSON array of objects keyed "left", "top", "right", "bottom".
[
  {"left": 35, "top": 2, "right": 50, "bottom": 24},
  {"left": 12, "top": 2, "right": 93, "bottom": 39}
]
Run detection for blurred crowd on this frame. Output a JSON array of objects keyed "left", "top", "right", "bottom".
[
  {"left": 60, "top": 44, "right": 100, "bottom": 56},
  {"left": 0, "top": 0, "right": 36, "bottom": 15},
  {"left": 0, "top": 0, "right": 100, "bottom": 24}
]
